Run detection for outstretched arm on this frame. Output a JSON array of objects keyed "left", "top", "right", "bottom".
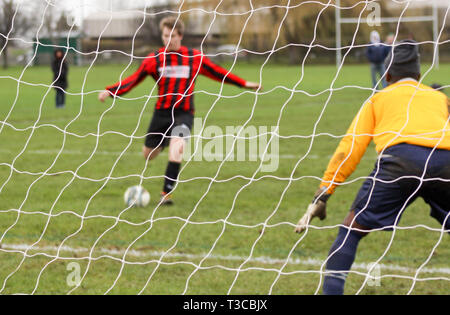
[
  {"left": 295, "top": 99, "right": 375, "bottom": 233},
  {"left": 99, "top": 55, "right": 156, "bottom": 102},
  {"left": 199, "top": 56, "right": 261, "bottom": 90},
  {"left": 319, "top": 101, "right": 375, "bottom": 195},
  {"left": 244, "top": 81, "right": 261, "bottom": 90}
]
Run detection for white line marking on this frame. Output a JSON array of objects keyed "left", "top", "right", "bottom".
[
  {"left": 0, "top": 148, "right": 381, "bottom": 161},
  {"left": 2, "top": 243, "right": 449, "bottom": 275}
]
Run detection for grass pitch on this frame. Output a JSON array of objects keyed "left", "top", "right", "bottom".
[{"left": 0, "top": 59, "right": 449, "bottom": 294}]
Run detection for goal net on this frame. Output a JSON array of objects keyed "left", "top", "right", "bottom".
[{"left": 0, "top": 0, "right": 449, "bottom": 295}]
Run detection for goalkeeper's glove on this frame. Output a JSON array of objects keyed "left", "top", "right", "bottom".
[{"left": 294, "top": 186, "right": 331, "bottom": 234}]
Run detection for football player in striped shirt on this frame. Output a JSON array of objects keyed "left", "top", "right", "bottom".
[{"left": 99, "top": 16, "right": 261, "bottom": 205}]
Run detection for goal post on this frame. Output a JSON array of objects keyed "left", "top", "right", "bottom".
[{"left": 335, "top": 0, "right": 441, "bottom": 68}]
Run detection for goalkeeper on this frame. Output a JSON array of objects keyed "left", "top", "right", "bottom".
[
  {"left": 98, "top": 16, "right": 260, "bottom": 205},
  {"left": 295, "top": 40, "right": 450, "bottom": 295}
]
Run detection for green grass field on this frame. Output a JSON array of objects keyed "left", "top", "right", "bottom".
[{"left": 0, "top": 60, "right": 449, "bottom": 295}]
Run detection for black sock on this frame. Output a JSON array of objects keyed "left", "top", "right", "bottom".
[
  {"left": 322, "top": 227, "right": 363, "bottom": 295},
  {"left": 163, "top": 161, "right": 181, "bottom": 194}
]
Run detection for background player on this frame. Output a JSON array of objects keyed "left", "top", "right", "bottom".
[
  {"left": 366, "top": 30, "right": 391, "bottom": 89},
  {"left": 295, "top": 40, "right": 450, "bottom": 294},
  {"left": 51, "top": 49, "right": 69, "bottom": 108},
  {"left": 99, "top": 16, "right": 261, "bottom": 205}
]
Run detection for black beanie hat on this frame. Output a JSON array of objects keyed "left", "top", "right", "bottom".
[{"left": 385, "top": 39, "right": 420, "bottom": 77}]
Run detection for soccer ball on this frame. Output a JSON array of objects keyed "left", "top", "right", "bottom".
[{"left": 124, "top": 185, "right": 150, "bottom": 207}]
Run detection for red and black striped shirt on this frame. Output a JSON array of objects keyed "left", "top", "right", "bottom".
[{"left": 106, "top": 46, "right": 247, "bottom": 113}]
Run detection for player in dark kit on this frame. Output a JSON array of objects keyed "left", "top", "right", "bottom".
[
  {"left": 99, "top": 16, "right": 261, "bottom": 205},
  {"left": 52, "top": 49, "right": 69, "bottom": 108}
]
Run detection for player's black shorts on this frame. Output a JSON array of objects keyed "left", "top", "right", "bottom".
[
  {"left": 351, "top": 143, "right": 450, "bottom": 231},
  {"left": 145, "top": 109, "right": 194, "bottom": 149}
]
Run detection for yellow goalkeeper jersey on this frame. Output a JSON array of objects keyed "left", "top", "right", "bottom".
[{"left": 321, "top": 79, "right": 450, "bottom": 194}]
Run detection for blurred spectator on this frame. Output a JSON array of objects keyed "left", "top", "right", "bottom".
[
  {"left": 366, "top": 30, "right": 390, "bottom": 89},
  {"left": 51, "top": 49, "right": 69, "bottom": 108}
]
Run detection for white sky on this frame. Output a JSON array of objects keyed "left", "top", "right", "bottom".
[
  {"left": 58, "top": 0, "right": 173, "bottom": 26},
  {"left": 51, "top": 0, "right": 450, "bottom": 27}
]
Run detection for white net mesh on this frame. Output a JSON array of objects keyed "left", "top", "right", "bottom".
[{"left": 0, "top": 0, "right": 449, "bottom": 295}]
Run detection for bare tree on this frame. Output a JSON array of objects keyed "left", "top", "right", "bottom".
[
  {"left": 132, "top": 2, "right": 177, "bottom": 45},
  {"left": 265, "top": 0, "right": 335, "bottom": 64},
  {"left": 177, "top": 0, "right": 336, "bottom": 64},
  {"left": 0, "top": 0, "right": 33, "bottom": 69},
  {"left": 56, "top": 11, "right": 77, "bottom": 32},
  {"left": 43, "top": 1, "right": 57, "bottom": 44}
]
